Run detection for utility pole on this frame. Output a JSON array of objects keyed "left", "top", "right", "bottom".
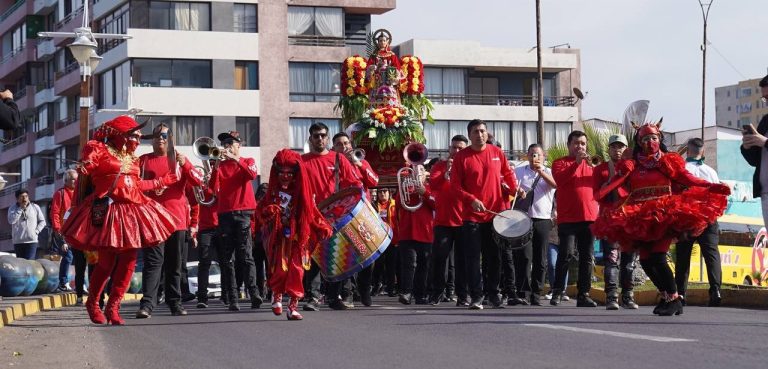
[
  {"left": 699, "top": 0, "right": 713, "bottom": 140},
  {"left": 536, "top": 0, "right": 544, "bottom": 145}
]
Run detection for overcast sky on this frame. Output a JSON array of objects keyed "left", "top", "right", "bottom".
[{"left": 373, "top": 0, "right": 766, "bottom": 132}]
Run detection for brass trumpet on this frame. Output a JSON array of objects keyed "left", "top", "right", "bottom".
[
  {"left": 352, "top": 148, "right": 365, "bottom": 162},
  {"left": 192, "top": 137, "right": 224, "bottom": 206},
  {"left": 591, "top": 155, "right": 604, "bottom": 166}
]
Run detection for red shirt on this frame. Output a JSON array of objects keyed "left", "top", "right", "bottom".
[
  {"left": 209, "top": 157, "right": 258, "bottom": 214},
  {"left": 592, "top": 161, "right": 630, "bottom": 209},
  {"left": 356, "top": 159, "right": 379, "bottom": 190},
  {"left": 552, "top": 156, "right": 598, "bottom": 224},
  {"left": 51, "top": 187, "right": 74, "bottom": 232},
  {"left": 393, "top": 186, "right": 435, "bottom": 244},
  {"left": 430, "top": 159, "right": 463, "bottom": 227},
  {"left": 451, "top": 145, "right": 517, "bottom": 223},
  {"left": 140, "top": 153, "right": 203, "bottom": 231},
  {"left": 302, "top": 151, "right": 362, "bottom": 204}
]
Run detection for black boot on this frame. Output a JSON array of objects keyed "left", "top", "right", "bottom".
[
  {"left": 621, "top": 291, "right": 639, "bottom": 309},
  {"left": 708, "top": 289, "right": 722, "bottom": 307},
  {"left": 605, "top": 295, "right": 620, "bottom": 310},
  {"left": 656, "top": 297, "right": 683, "bottom": 316},
  {"left": 577, "top": 293, "right": 597, "bottom": 307}
]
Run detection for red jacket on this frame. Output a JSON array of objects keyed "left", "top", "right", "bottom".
[
  {"left": 209, "top": 157, "right": 258, "bottom": 214},
  {"left": 393, "top": 186, "right": 435, "bottom": 244},
  {"left": 592, "top": 161, "right": 630, "bottom": 209},
  {"left": 552, "top": 156, "right": 598, "bottom": 224},
  {"left": 50, "top": 187, "right": 74, "bottom": 232},
  {"left": 140, "top": 153, "right": 203, "bottom": 231},
  {"left": 429, "top": 159, "right": 463, "bottom": 227},
  {"left": 450, "top": 145, "right": 517, "bottom": 223},
  {"left": 302, "top": 151, "right": 362, "bottom": 204}
]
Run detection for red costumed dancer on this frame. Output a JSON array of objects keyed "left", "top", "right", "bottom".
[
  {"left": 591, "top": 121, "right": 730, "bottom": 316},
  {"left": 259, "top": 149, "right": 332, "bottom": 320},
  {"left": 62, "top": 116, "right": 179, "bottom": 325}
]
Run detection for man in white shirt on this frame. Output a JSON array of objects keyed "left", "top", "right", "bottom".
[
  {"left": 510, "top": 144, "right": 557, "bottom": 306},
  {"left": 676, "top": 138, "right": 723, "bottom": 307}
]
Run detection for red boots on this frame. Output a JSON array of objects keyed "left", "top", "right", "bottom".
[
  {"left": 272, "top": 294, "right": 283, "bottom": 315},
  {"left": 287, "top": 297, "right": 303, "bottom": 321},
  {"left": 85, "top": 250, "right": 137, "bottom": 325}
]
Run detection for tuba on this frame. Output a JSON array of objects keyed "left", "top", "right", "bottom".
[
  {"left": 397, "top": 143, "right": 429, "bottom": 211},
  {"left": 192, "top": 137, "right": 223, "bottom": 206}
]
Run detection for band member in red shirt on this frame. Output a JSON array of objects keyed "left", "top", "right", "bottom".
[
  {"left": 550, "top": 130, "right": 599, "bottom": 307},
  {"left": 373, "top": 188, "right": 398, "bottom": 296},
  {"left": 193, "top": 184, "right": 218, "bottom": 309},
  {"left": 592, "top": 134, "right": 638, "bottom": 310},
  {"left": 62, "top": 116, "right": 179, "bottom": 325},
  {"left": 332, "top": 132, "right": 379, "bottom": 306},
  {"left": 51, "top": 169, "right": 77, "bottom": 293},
  {"left": 429, "top": 134, "right": 468, "bottom": 306},
  {"left": 394, "top": 168, "right": 435, "bottom": 305},
  {"left": 451, "top": 119, "right": 517, "bottom": 310},
  {"left": 208, "top": 130, "right": 263, "bottom": 312},
  {"left": 302, "top": 122, "right": 363, "bottom": 311},
  {"left": 135, "top": 124, "right": 203, "bottom": 319},
  {"left": 259, "top": 149, "right": 333, "bottom": 320}
]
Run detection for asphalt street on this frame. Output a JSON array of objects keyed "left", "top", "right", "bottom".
[{"left": 1, "top": 296, "right": 766, "bottom": 369}]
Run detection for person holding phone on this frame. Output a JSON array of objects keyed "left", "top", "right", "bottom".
[{"left": 740, "top": 75, "right": 768, "bottom": 229}]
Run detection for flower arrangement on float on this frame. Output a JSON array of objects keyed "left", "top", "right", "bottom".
[
  {"left": 354, "top": 106, "right": 424, "bottom": 152},
  {"left": 337, "top": 55, "right": 369, "bottom": 124}
]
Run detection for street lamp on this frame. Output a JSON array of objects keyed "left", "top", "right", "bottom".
[
  {"left": 535, "top": 0, "right": 544, "bottom": 147},
  {"left": 698, "top": 0, "right": 713, "bottom": 140}
]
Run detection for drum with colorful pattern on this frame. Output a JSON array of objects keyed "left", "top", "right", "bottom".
[{"left": 312, "top": 187, "right": 392, "bottom": 282}]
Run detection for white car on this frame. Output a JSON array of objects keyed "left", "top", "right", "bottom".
[{"left": 187, "top": 261, "right": 222, "bottom": 298}]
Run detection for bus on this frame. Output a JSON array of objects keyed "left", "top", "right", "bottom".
[{"left": 671, "top": 214, "right": 768, "bottom": 286}]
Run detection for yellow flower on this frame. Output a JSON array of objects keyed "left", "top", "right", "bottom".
[
  {"left": 412, "top": 78, "right": 419, "bottom": 84},
  {"left": 346, "top": 87, "right": 354, "bottom": 96},
  {"left": 349, "top": 80, "right": 357, "bottom": 87},
  {"left": 360, "top": 61, "right": 367, "bottom": 69},
  {"left": 375, "top": 114, "right": 385, "bottom": 122},
  {"left": 411, "top": 83, "right": 419, "bottom": 91},
  {"left": 346, "top": 69, "right": 354, "bottom": 78},
  {"left": 403, "top": 56, "right": 410, "bottom": 63},
  {"left": 399, "top": 84, "right": 407, "bottom": 93},
  {"left": 346, "top": 59, "right": 354, "bottom": 66},
  {"left": 413, "top": 70, "right": 420, "bottom": 77}
]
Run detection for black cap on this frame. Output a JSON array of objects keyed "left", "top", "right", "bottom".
[{"left": 218, "top": 131, "right": 242, "bottom": 144}]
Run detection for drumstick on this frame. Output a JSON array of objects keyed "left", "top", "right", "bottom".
[{"left": 485, "top": 209, "right": 514, "bottom": 221}]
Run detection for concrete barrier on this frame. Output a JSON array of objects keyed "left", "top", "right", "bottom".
[{"left": 0, "top": 292, "right": 143, "bottom": 328}]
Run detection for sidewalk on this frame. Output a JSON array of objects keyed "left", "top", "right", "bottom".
[{"left": 0, "top": 293, "right": 142, "bottom": 328}]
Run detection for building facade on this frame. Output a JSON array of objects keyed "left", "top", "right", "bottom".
[
  {"left": 0, "top": 0, "right": 581, "bottom": 251},
  {"left": 715, "top": 76, "right": 768, "bottom": 129}
]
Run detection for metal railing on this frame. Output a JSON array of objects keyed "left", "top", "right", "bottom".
[
  {"left": 54, "top": 62, "right": 79, "bottom": 80},
  {"left": 36, "top": 175, "right": 54, "bottom": 186},
  {"left": 424, "top": 94, "right": 576, "bottom": 107},
  {"left": 0, "top": 180, "right": 26, "bottom": 197},
  {"left": 54, "top": 5, "right": 83, "bottom": 30},
  {"left": 0, "top": 44, "right": 28, "bottom": 65},
  {"left": 288, "top": 35, "right": 345, "bottom": 47},
  {"left": 97, "top": 38, "right": 125, "bottom": 55},
  {"left": 289, "top": 92, "right": 340, "bottom": 103},
  {"left": 1, "top": 134, "right": 27, "bottom": 151},
  {"left": 35, "top": 126, "right": 53, "bottom": 138},
  {"left": 35, "top": 80, "right": 54, "bottom": 92},
  {"left": 15, "top": 86, "right": 29, "bottom": 99},
  {"left": 55, "top": 114, "right": 78, "bottom": 129},
  {"left": 0, "top": 0, "right": 25, "bottom": 23}
]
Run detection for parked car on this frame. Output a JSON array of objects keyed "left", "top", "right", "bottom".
[{"left": 187, "top": 261, "right": 222, "bottom": 298}]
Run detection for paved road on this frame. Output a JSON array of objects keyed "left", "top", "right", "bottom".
[{"left": 1, "top": 296, "right": 767, "bottom": 369}]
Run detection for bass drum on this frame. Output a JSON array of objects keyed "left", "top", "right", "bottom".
[
  {"left": 312, "top": 187, "right": 392, "bottom": 282},
  {"left": 492, "top": 209, "right": 533, "bottom": 250}
]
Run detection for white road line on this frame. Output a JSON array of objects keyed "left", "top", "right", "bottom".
[
  {"left": 524, "top": 324, "right": 698, "bottom": 343},
  {"left": 379, "top": 306, "right": 405, "bottom": 310}
]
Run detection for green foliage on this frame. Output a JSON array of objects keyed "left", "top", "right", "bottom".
[
  {"left": 353, "top": 113, "right": 425, "bottom": 152},
  {"left": 401, "top": 94, "right": 435, "bottom": 124},
  {"left": 334, "top": 95, "right": 369, "bottom": 127},
  {"left": 546, "top": 122, "right": 627, "bottom": 163}
]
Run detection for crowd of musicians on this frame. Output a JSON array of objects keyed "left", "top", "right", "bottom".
[{"left": 50, "top": 115, "right": 729, "bottom": 325}]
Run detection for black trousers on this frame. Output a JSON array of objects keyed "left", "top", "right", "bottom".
[
  {"left": 326, "top": 278, "right": 352, "bottom": 302},
  {"left": 195, "top": 229, "right": 219, "bottom": 302},
  {"left": 218, "top": 211, "right": 258, "bottom": 300},
  {"left": 675, "top": 222, "right": 721, "bottom": 295},
  {"left": 303, "top": 261, "right": 323, "bottom": 302},
  {"left": 180, "top": 235, "right": 191, "bottom": 296},
  {"left": 253, "top": 239, "right": 267, "bottom": 295},
  {"left": 399, "top": 240, "right": 431, "bottom": 297},
  {"left": 430, "top": 225, "right": 463, "bottom": 299},
  {"left": 72, "top": 249, "right": 93, "bottom": 298},
  {"left": 461, "top": 221, "right": 502, "bottom": 299},
  {"left": 511, "top": 218, "right": 553, "bottom": 298},
  {"left": 357, "top": 264, "right": 374, "bottom": 298},
  {"left": 140, "top": 230, "right": 185, "bottom": 311},
  {"left": 601, "top": 240, "right": 637, "bottom": 298},
  {"left": 554, "top": 221, "right": 594, "bottom": 295},
  {"left": 384, "top": 245, "right": 399, "bottom": 293}
]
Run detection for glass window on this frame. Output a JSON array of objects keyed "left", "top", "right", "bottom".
[
  {"left": 289, "top": 118, "right": 341, "bottom": 150},
  {"left": 234, "top": 61, "right": 258, "bottom": 90},
  {"left": 148, "top": 1, "right": 210, "bottom": 31},
  {"left": 233, "top": 4, "right": 257, "bottom": 32},
  {"left": 287, "top": 6, "right": 343, "bottom": 38},
  {"left": 133, "top": 59, "right": 211, "bottom": 88},
  {"left": 236, "top": 117, "right": 260, "bottom": 146},
  {"left": 289, "top": 62, "right": 340, "bottom": 102},
  {"left": 143, "top": 116, "right": 212, "bottom": 145}
]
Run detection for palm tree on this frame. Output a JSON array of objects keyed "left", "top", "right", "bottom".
[{"left": 546, "top": 122, "right": 632, "bottom": 163}]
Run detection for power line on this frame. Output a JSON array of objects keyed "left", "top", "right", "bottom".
[{"left": 708, "top": 40, "right": 748, "bottom": 80}]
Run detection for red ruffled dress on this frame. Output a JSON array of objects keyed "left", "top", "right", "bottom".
[
  {"left": 591, "top": 153, "right": 728, "bottom": 250},
  {"left": 62, "top": 141, "right": 179, "bottom": 251}
]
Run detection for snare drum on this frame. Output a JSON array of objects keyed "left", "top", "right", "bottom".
[
  {"left": 492, "top": 209, "right": 533, "bottom": 250},
  {"left": 312, "top": 187, "right": 392, "bottom": 282}
]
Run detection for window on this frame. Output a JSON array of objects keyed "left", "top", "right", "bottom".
[
  {"left": 96, "top": 4, "right": 130, "bottom": 53},
  {"left": 727, "top": 90, "right": 731, "bottom": 97},
  {"left": 143, "top": 116, "right": 212, "bottom": 145},
  {"left": 728, "top": 106, "right": 731, "bottom": 111},
  {"left": 289, "top": 62, "right": 340, "bottom": 102},
  {"left": 424, "top": 68, "right": 467, "bottom": 104},
  {"left": 288, "top": 6, "right": 343, "bottom": 41},
  {"left": 236, "top": 117, "right": 260, "bottom": 146},
  {"left": 233, "top": 4, "right": 257, "bottom": 32},
  {"left": 234, "top": 61, "right": 258, "bottom": 90},
  {"left": 97, "top": 61, "right": 131, "bottom": 109},
  {"left": 148, "top": 1, "right": 210, "bottom": 31},
  {"left": 289, "top": 118, "right": 341, "bottom": 150},
  {"left": 543, "top": 122, "right": 572, "bottom": 148},
  {"left": 133, "top": 59, "right": 212, "bottom": 88}
]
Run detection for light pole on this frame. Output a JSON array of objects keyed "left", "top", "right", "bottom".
[
  {"left": 37, "top": 1, "right": 131, "bottom": 153},
  {"left": 535, "top": 0, "right": 545, "bottom": 146},
  {"left": 699, "top": 0, "right": 713, "bottom": 140}
]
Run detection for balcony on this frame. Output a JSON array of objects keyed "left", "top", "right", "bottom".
[
  {"left": 0, "top": 43, "right": 36, "bottom": 80},
  {"left": 0, "top": 180, "right": 28, "bottom": 209},
  {"left": 33, "top": 0, "right": 56, "bottom": 14},
  {"left": 425, "top": 94, "right": 576, "bottom": 107},
  {"left": 34, "top": 175, "right": 55, "bottom": 201},
  {"left": 53, "top": 6, "right": 84, "bottom": 45},
  {"left": 0, "top": 132, "right": 33, "bottom": 166},
  {"left": 36, "top": 38, "right": 56, "bottom": 60},
  {"left": 13, "top": 85, "right": 36, "bottom": 113},
  {"left": 54, "top": 62, "right": 81, "bottom": 96},
  {"left": 288, "top": 35, "right": 345, "bottom": 47},
  {"left": 35, "top": 126, "right": 56, "bottom": 153},
  {"left": 0, "top": 0, "right": 31, "bottom": 36},
  {"left": 34, "top": 80, "right": 55, "bottom": 106},
  {"left": 54, "top": 114, "right": 80, "bottom": 145}
]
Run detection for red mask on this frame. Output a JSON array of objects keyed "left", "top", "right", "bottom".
[
  {"left": 278, "top": 167, "right": 296, "bottom": 190},
  {"left": 643, "top": 140, "right": 660, "bottom": 155}
]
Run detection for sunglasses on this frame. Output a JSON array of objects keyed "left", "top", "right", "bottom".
[{"left": 155, "top": 132, "right": 169, "bottom": 140}]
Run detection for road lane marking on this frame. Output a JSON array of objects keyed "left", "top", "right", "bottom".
[{"left": 524, "top": 324, "right": 697, "bottom": 343}]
